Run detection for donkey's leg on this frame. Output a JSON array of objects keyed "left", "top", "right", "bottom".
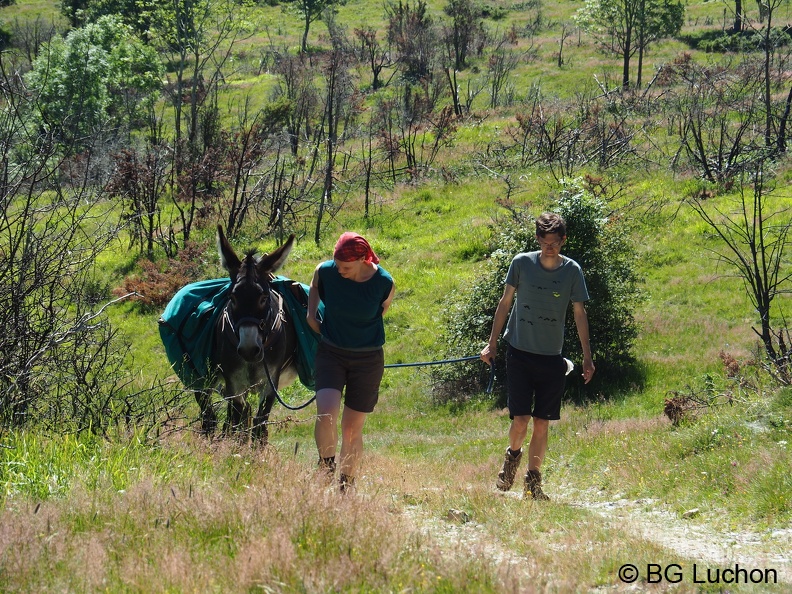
[
  {"left": 223, "top": 376, "right": 251, "bottom": 433},
  {"left": 252, "top": 385, "right": 277, "bottom": 445},
  {"left": 195, "top": 389, "right": 217, "bottom": 435},
  {"left": 224, "top": 397, "right": 252, "bottom": 434}
]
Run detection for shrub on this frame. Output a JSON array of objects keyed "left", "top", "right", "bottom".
[
  {"left": 433, "top": 179, "right": 643, "bottom": 405},
  {"left": 114, "top": 241, "right": 212, "bottom": 309}
]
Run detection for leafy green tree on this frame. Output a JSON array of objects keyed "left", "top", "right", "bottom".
[
  {"left": 575, "top": 0, "right": 684, "bottom": 89},
  {"left": 66, "top": 0, "right": 159, "bottom": 41},
  {"left": 435, "top": 180, "right": 642, "bottom": 403},
  {"left": 60, "top": 0, "right": 89, "bottom": 28},
  {"left": 286, "top": 0, "right": 345, "bottom": 53},
  {"left": 635, "top": 0, "right": 684, "bottom": 87},
  {"left": 25, "top": 15, "right": 163, "bottom": 151}
]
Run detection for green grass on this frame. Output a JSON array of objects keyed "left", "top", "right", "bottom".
[
  {"left": 0, "top": 0, "right": 64, "bottom": 22},
  {"left": 5, "top": 169, "right": 792, "bottom": 592},
  {"left": 3, "top": 371, "right": 790, "bottom": 591}
]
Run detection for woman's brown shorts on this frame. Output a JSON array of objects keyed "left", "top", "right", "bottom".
[{"left": 314, "top": 342, "right": 385, "bottom": 413}]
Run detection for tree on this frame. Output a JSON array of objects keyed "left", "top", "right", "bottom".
[
  {"left": 575, "top": 0, "right": 684, "bottom": 89},
  {"left": 386, "top": 0, "right": 438, "bottom": 84},
  {"left": 7, "top": 14, "right": 61, "bottom": 66},
  {"left": 271, "top": 53, "right": 320, "bottom": 156},
  {"left": 557, "top": 22, "right": 573, "bottom": 67},
  {"left": 755, "top": 0, "right": 788, "bottom": 148},
  {"left": 62, "top": 0, "right": 159, "bottom": 41},
  {"left": 486, "top": 33, "right": 520, "bottom": 108},
  {"left": 24, "top": 15, "right": 162, "bottom": 152},
  {"left": 665, "top": 56, "right": 765, "bottom": 183},
  {"left": 687, "top": 160, "right": 792, "bottom": 382},
  {"left": 354, "top": 27, "right": 393, "bottom": 91},
  {"left": 440, "top": 0, "right": 487, "bottom": 114},
  {"left": 442, "top": 0, "right": 485, "bottom": 71},
  {"left": 60, "top": 0, "right": 89, "bottom": 28},
  {"left": 0, "top": 59, "right": 154, "bottom": 432},
  {"left": 106, "top": 144, "right": 170, "bottom": 260},
  {"left": 286, "top": 0, "right": 344, "bottom": 53},
  {"left": 635, "top": 0, "right": 684, "bottom": 87},
  {"left": 150, "top": 0, "right": 255, "bottom": 245},
  {"left": 313, "top": 20, "right": 357, "bottom": 243},
  {"left": 733, "top": 0, "right": 745, "bottom": 33}
]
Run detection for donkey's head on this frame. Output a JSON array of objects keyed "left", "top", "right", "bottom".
[{"left": 217, "top": 225, "right": 295, "bottom": 362}]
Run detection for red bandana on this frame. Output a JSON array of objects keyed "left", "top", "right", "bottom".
[{"left": 333, "top": 232, "right": 379, "bottom": 264}]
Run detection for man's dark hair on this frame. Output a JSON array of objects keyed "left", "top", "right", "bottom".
[{"left": 535, "top": 212, "right": 566, "bottom": 237}]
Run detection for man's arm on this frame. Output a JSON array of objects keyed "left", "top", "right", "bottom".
[
  {"left": 573, "top": 300, "right": 595, "bottom": 384},
  {"left": 480, "top": 284, "right": 516, "bottom": 364}
]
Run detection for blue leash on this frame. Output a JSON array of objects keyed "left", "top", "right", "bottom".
[
  {"left": 270, "top": 354, "right": 496, "bottom": 410},
  {"left": 384, "top": 355, "right": 496, "bottom": 394},
  {"left": 383, "top": 355, "right": 481, "bottom": 368}
]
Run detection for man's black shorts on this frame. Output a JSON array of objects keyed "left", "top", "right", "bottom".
[{"left": 506, "top": 345, "right": 567, "bottom": 420}]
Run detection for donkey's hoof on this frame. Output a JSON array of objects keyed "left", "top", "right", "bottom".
[
  {"left": 252, "top": 429, "right": 269, "bottom": 446},
  {"left": 200, "top": 416, "right": 218, "bottom": 435},
  {"left": 251, "top": 420, "right": 269, "bottom": 445}
]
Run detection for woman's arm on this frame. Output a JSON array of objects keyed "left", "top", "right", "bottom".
[
  {"left": 307, "top": 265, "right": 322, "bottom": 334},
  {"left": 381, "top": 282, "right": 396, "bottom": 315}
]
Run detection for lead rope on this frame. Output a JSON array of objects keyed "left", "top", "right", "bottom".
[
  {"left": 265, "top": 354, "right": 496, "bottom": 412},
  {"left": 384, "top": 355, "right": 496, "bottom": 394}
]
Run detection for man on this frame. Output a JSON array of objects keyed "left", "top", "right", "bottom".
[{"left": 480, "top": 212, "right": 595, "bottom": 500}]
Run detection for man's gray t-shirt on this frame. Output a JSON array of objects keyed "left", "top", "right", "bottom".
[{"left": 503, "top": 251, "right": 589, "bottom": 356}]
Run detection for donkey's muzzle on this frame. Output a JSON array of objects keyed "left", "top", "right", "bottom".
[{"left": 237, "top": 325, "right": 264, "bottom": 362}]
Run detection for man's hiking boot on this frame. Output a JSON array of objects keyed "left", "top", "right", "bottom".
[
  {"left": 496, "top": 448, "right": 522, "bottom": 491},
  {"left": 524, "top": 469, "right": 550, "bottom": 501}
]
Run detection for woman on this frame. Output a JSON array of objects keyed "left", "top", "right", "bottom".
[{"left": 307, "top": 232, "right": 395, "bottom": 492}]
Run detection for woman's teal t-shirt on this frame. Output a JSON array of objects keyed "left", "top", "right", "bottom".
[{"left": 317, "top": 261, "right": 394, "bottom": 350}]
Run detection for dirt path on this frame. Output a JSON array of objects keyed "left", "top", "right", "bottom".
[
  {"left": 400, "top": 485, "right": 792, "bottom": 591},
  {"left": 403, "top": 503, "right": 531, "bottom": 572},
  {"left": 560, "top": 486, "right": 792, "bottom": 583}
]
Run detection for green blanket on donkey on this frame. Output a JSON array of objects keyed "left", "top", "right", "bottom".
[{"left": 158, "top": 276, "right": 322, "bottom": 390}]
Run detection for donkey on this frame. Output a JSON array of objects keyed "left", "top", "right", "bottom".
[{"left": 196, "top": 226, "right": 299, "bottom": 443}]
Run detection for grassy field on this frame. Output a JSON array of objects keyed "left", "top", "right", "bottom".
[
  {"left": 3, "top": 180, "right": 791, "bottom": 592},
  {"left": 2, "top": 0, "right": 792, "bottom": 592}
]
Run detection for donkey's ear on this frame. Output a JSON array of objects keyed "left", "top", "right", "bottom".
[
  {"left": 217, "top": 225, "right": 241, "bottom": 277},
  {"left": 258, "top": 234, "right": 295, "bottom": 275}
]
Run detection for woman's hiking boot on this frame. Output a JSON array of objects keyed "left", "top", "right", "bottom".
[
  {"left": 317, "top": 456, "right": 336, "bottom": 483},
  {"left": 339, "top": 473, "right": 355, "bottom": 494},
  {"left": 496, "top": 448, "right": 523, "bottom": 491},
  {"left": 524, "top": 469, "right": 550, "bottom": 501}
]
